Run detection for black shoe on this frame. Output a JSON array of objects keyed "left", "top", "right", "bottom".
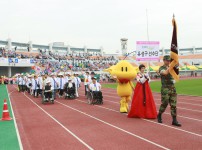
[
  {"left": 157, "top": 113, "right": 162, "bottom": 123},
  {"left": 172, "top": 116, "right": 181, "bottom": 127}
]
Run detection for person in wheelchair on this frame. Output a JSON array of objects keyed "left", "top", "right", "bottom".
[
  {"left": 43, "top": 80, "right": 54, "bottom": 103},
  {"left": 64, "top": 78, "right": 76, "bottom": 99},
  {"left": 88, "top": 77, "right": 103, "bottom": 104}
]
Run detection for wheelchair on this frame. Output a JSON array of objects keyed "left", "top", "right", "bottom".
[
  {"left": 87, "top": 90, "right": 103, "bottom": 105},
  {"left": 41, "top": 90, "right": 54, "bottom": 104},
  {"left": 65, "top": 87, "right": 76, "bottom": 99}
]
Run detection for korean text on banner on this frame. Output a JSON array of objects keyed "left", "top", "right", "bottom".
[{"left": 136, "top": 41, "right": 160, "bottom": 61}]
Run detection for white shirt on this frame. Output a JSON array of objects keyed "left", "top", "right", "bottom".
[
  {"left": 89, "top": 82, "right": 101, "bottom": 92},
  {"left": 50, "top": 77, "right": 59, "bottom": 90},
  {"left": 22, "top": 76, "right": 27, "bottom": 85},
  {"left": 31, "top": 78, "right": 39, "bottom": 90},
  {"left": 64, "top": 76, "right": 69, "bottom": 84},
  {"left": 74, "top": 77, "right": 81, "bottom": 88},
  {"left": 26, "top": 78, "right": 32, "bottom": 87},
  {"left": 67, "top": 82, "right": 73, "bottom": 88},
  {"left": 17, "top": 77, "right": 23, "bottom": 85},
  {"left": 58, "top": 77, "right": 66, "bottom": 89},
  {"left": 38, "top": 77, "right": 43, "bottom": 89}
]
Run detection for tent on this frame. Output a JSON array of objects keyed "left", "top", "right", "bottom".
[
  {"left": 186, "top": 65, "right": 198, "bottom": 71},
  {"left": 196, "top": 65, "right": 202, "bottom": 70}
]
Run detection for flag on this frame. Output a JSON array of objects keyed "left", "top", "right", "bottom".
[{"left": 169, "top": 15, "right": 179, "bottom": 81}]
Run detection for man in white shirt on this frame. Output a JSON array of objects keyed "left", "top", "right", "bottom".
[
  {"left": 26, "top": 75, "right": 32, "bottom": 94},
  {"left": 73, "top": 73, "right": 81, "bottom": 98},
  {"left": 50, "top": 73, "right": 59, "bottom": 99},
  {"left": 38, "top": 73, "right": 44, "bottom": 96},
  {"left": 58, "top": 72, "right": 65, "bottom": 98},
  {"left": 64, "top": 72, "right": 69, "bottom": 84},
  {"left": 84, "top": 72, "right": 91, "bottom": 96},
  {"left": 89, "top": 77, "right": 103, "bottom": 104},
  {"left": 89, "top": 77, "right": 101, "bottom": 92},
  {"left": 17, "top": 74, "right": 23, "bottom": 92},
  {"left": 44, "top": 80, "right": 54, "bottom": 102},
  {"left": 22, "top": 74, "right": 27, "bottom": 92},
  {"left": 64, "top": 78, "right": 76, "bottom": 98},
  {"left": 31, "top": 74, "right": 39, "bottom": 97}
]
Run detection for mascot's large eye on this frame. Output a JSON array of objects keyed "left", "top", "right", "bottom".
[
  {"left": 121, "top": 67, "right": 123, "bottom": 72},
  {"left": 125, "top": 67, "right": 128, "bottom": 72}
]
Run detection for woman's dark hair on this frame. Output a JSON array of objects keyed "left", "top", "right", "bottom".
[{"left": 139, "top": 64, "right": 145, "bottom": 70}]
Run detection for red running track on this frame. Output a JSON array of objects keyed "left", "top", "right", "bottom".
[{"left": 8, "top": 85, "right": 202, "bottom": 150}]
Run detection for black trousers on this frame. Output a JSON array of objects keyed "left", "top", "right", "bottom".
[
  {"left": 85, "top": 85, "right": 88, "bottom": 95},
  {"left": 18, "top": 85, "right": 23, "bottom": 92},
  {"left": 45, "top": 92, "right": 52, "bottom": 99},
  {"left": 59, "top": 89, "right": 64, "bottom": 96},
  {"left": 33, "top": 89, "right": 39, "bottom": 97}
]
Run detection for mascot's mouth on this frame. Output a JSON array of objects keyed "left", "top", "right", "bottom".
[{"left": 119, "top": 78, "right": 130, "bottom": 83}]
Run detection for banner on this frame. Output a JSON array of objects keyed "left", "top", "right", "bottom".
[
  {"left": 0, "top": 58, "right": 8, "bottom": 63},
  {"left": 30, "top": 59, "right": 35, "bottom": 63},
  {"left": 18, "top": 59, "right": 31, "bottom": 64},
  {"left": 15, "top": 58, "right": 18, "bottom": 63},
  {"left": 8, "top": 58, "right": 14, "bottom": 63},
  {"left": 136, "top": 41, "right": 160, "bottom": 61}
]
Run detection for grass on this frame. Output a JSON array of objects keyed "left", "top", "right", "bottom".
[
  {"left": 102, "top": 78, "right": 202, "bottom": 96},
  {"left": 0, "top": 85, "right": 20, "bottom": 150}
]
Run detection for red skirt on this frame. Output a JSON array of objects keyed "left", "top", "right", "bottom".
[{"left": 128, "top": 81, "right": 157, "bottom": 119}]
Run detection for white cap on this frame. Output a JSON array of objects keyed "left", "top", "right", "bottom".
[{"left": 58, "top": 73, "right": 63, "bottom": 76}]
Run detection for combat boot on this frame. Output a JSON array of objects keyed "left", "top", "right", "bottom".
[
  {"left": 157, "top": 113, "right": 162, "bottom": 123},
  {"left": 172, "top": 116, "right": 181, "bottom": 127}
]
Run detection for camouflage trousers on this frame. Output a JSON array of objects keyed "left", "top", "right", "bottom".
[{"left": 159, "top": 86, "right": 177, "bottom": 117}]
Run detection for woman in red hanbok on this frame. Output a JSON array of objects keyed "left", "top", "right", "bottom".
[{"left": 128, "top": 64, "right": 157, "bottom": 119}]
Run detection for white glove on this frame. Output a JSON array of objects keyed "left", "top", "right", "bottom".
[{"left": 139, "top": 77, "right": 147, "bottom": 84}]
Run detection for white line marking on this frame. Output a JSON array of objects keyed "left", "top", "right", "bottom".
[
  {"left": 22, "top": 93, "right": 94, "bottom": 150},
  {"left": 103, "top": 95, "right": 202, "bottom": 113},
  {"left": 102, "top": 90, "right": 202, "bottom": 101},
  {"left": 74, "top": 98, "right": 202, "bottom": 138},
  {"left": 9, "top": 90, "right": 16, "bottom": 95},
  {"left": 103, "top": 91, "right": 202, "bottom": 105},
  {"left": 83, "top": 95, "right": 202, "bottom": 122},
  {"left": 101, "top": 100, "right": 202, "bottom": 122},
  {"left": 6, "top": 85, "right": 24, "bottom": 150},
  {"left": 56, "top": 100, "right": 170, "bottom": 150}
]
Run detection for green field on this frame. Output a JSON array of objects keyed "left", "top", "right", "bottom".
[
  {"left": 0, "top": 85, "right": 20, "bottom": 150},
  {"left": 102, "top": 78, "right": 202, "bottom": 96}
]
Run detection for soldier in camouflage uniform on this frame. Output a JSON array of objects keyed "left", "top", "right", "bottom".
[{"left": 157, "top": 55, "right": 181, "bottom": 127}]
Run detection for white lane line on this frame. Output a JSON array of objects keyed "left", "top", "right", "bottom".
[
  {"left": 6, "top": 85, "right": 24, "bottom": 150},
  {"left": 103, "top": 95, "right": 202, "bottom": 113},
  {"left": 23, "top": 93, "right": 94, "bottom": 150},
  {"left": 84, "top": 95, "right": 202, "bottom": 122},
  {"left": 102, "top": 90, "right": 202, "bottom": 101},
  {"left": 103, "top": 92, "right": 202, "bottom": 106},
  {"left": 95, "top": 96, "right": 202, "bottom": 122},
  {"left": 56, "top": 100, "right": 170, "bottom": 150},
  {"left": 79, "top": 93, "right": 202, "bottom": 122},
  {"left": 8, "top": 90, "right": 16, "bottom": 95},
  {"left": 74, "top": 98, "right": 202, "bottom": 138}
]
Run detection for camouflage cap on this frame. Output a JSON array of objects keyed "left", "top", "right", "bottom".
[{"left": 163, "top": 55, "right": 171, "bottom": 61}]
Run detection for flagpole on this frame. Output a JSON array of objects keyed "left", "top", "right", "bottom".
[{"left": 146, "top": 9, "right": 150, "bottom": 76}]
